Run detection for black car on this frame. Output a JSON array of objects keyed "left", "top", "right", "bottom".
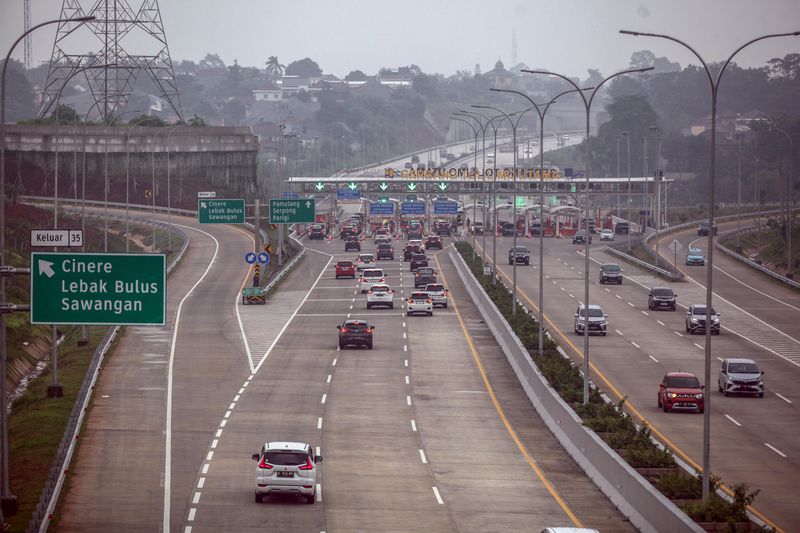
[
  {"left": 407, "top": 227, "right": 423, "bottom": 239},
  {"left": 344, "top": 239, "right": 361, "bottom": 252},
  {"left": 410, "top": 253, "right": 428, "bottom": 272},
  {"left": 529, "top": 221, "right": 543, "bottom": 236},
  {"left": 697, "top": 222, "right": 718, "bottom": 236},
  {"left": 615, "top": 222, "right": 630, "bottom": 235},
  {"left": 376, "top": 243, "right": 394, "bottom": 260},
  {"left": 599, "top": 263, "right": 623, "bottom": 284},
  {"left": 508, "top": 246, "right": 530, "bottom": 265},
  {"left": 649, "top": 287, "right": 677, "bottom": 311},
  {"left": 572, "top": 230, "right": 592, "bottom": 245},
  {"left": 424, "top": 236, "right": 442, "bottom": 250},
  {"left": 337, "top": 319, "right": 374, "bottom": 350},
  {"left": 471, "top": 222, "right": 484, "bottom": 235},
  {"left": 500, "top": 222, "right": 516, "bottom": 237},
  {"left": 308, "top": 225, "right": 326, "bottom": 240},
  {"left": 435, "top": 222, "right": 451, "bottom": 236},
  {"left": 414, "top": 267, "right": 437, "bottom": 287}
]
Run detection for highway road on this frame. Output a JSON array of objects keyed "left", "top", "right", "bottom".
[
  {"left": 55, "top": 207, "right": 633, "bottom": 532},
  {"left": 476, "top": 227, "right": 800, "bottom": 531}
]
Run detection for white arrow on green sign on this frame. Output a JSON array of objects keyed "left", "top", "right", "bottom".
[
  {"left": 197, "top": 199, "right": 245, "bottom": 224},
  {"left": 348, "top": 182, "right": 358, "bottom": 190},
  {"left": 315, "top": 182, "right": 325, "bottom": 191},
  {"left": 379, "top": 182, "right": 389, "bottom": 191},
  {"left": 407, "top": 182, "right": 417, "bottom": 191},
  {"left": 438, "top": 182, "right": 448, "bottom": 191},
  {"left": 30, "top": 252, "right": 166, "bottom": 325}
]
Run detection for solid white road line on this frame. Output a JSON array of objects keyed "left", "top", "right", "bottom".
[
  {"left": 432, "top": 486, "right": 444, "bottom": 504},
  {"left": 764, "top": 443, "right": 787, "bottom": 458},
  {"left": 419, "top": 449, "right": 428, "bottom": 464},
  {"left": 164, "top": 226, "right": 220, "bottom": 533},
  {"left": 724, "top": 415, "right": 742, "bottom": 427},
  {"left": 775, "top": 392, "right": 792, "bottom": 404}
]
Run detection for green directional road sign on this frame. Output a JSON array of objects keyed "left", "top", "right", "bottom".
[
  {"left": 516, "top": 196, "right": 527, "bottom": 208},
  {"left": 348, "top": 182, "right": 358, "bottom": 191},
  {"left": 197, "top": 199, "right": 245, "bottom": 224},
  {"left": 438, "top": 182, "right": 448, "bottom": 191},
  {"left": 379, "top": 182, "right": 389, "bottom": 191},
  {"left": 315, "top": 182, "right": 325, "bottom": 191},
  {"left": 407, "top": 182, "right": 417, "bottom": 191},
  {"left": 269, "top": 198, "right": 316, "bottom": 224},
  {"left": 30, "top": 252, "right": 166, "bottom": 325}
]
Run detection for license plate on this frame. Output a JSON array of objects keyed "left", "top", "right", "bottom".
[
  {"left": 676, "top": 402, "right": 695, "bottom": 407},
  {"left": 277, "top": 471, "right": 294, "bottom": 478}
]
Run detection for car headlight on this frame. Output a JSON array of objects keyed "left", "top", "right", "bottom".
[
  {"left": 694, "top": 393, "right": 704, "bottom": 399},
  {"left": 667, "top": 392, "right": 677, "bottom": 398},
  {"left": 691, "top": 318, "right": 699, "bottom": 323},
  {"left": 712, "top": 318, "right": 719, "bottom": 323},
  {"left": 725, "top": 375, "right": 734, "bottom": 382}
]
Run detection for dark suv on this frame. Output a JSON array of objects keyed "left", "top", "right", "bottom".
[
  {"left": 403, "top": 244, "right": 423, "bottom": 261},
  {"left": 424, "top": 236, "right": 442, "bottom": 250},
  {"left": 345, "top": 239, "right": 361, "bottom": 252},
  {"left": 410, "top": 253, "right": 428, "bottom": 272},
  {"left": 697, "top": 221, "right": 718, "bottom": 236},
  {"left": 414, "top": 267, "right": 437, "bottom": 287},
  {"left": 615, "top": 222, "right": 630, "bottom": 235},
  {"left": 599, "top": 263, "right": 623, "bottom": 284},
  {"left": 508, "top": 246, "right": 530, "bottom": 265},
  {"left": 337, "top": 319, "right": 374, "bottom": 350},
  {"left": 572, "top": 230, "right": 592, "bottom": 245},
  {"left": 500, "top": 221, "right": 516, "bottom": 237},
  {"left": 376, "top": 243, "right": 394, "bottom": 260},
  {"left": 308, "top": 225, "right": 326, "bottom": 240},
  {"left": 648, "top": 287, "right": 676, "bottom": 311}
]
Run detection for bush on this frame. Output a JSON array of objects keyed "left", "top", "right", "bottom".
[{"left": 656, "top": 471, "right": 721, "bottom": 500}]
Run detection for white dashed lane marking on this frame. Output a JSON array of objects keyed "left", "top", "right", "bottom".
[
  {"left": 419, "top": 449, "right": 428, "bottom": 464},
  {"left": 649, "top": 355, "right": 660, "bottom": 363},
  {"left": 725, "top": 415, "right": 742, "bottom": 427},
  {"left": 776, "top": 393, "right": 792, "bottom": 404},
  {"left": 764, "top": 443, "right": 787, "bottom": 458},
  {"left": 411, "top": 419, "right": 417, "bottom": 431},
  {"left": 432, "top": 486, "right": 444, "bottom": 504}
]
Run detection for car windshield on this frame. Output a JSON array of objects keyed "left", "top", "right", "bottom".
[
  {"left": 345, "top": 322, "right": 369, "bottom": 332},
  {"left": 512, "top": 247, "right": 528, "bottom": 253},
  {"left": 602, "top": 264, "right": 620, "bottom": 271},
  {"left": 688, "top": 248, "right": 703, "bottom": 255},
  {"left": 666, "top": 376, "right": 701, "bottom": 388},
  {"left": 378, "top": 244, "right": 391, "bottom": 249},
  {"left": 728, "top": 362, "right": 759, "bottom": 374},
  {"left": 337, "top": 261, "right": 352, "bottom": 267},
  {"left": 693, "top": 306, "right": 717, "bottom": 315},
  {"left": 363, "top": 270, "right": 383, "bottom": 278},
  {"left": 359, "top": 255, "right": 374, "bottom": 261},
  {"left": 426, "top": 284, "right": 444, "bottom": 292},
  {"left": 371, "top": 286, "right": 390, "bottom": 293},
  {"left": 652, "top": 288, "right": 673, "bottom": 297},
  {"left": 410, "top": 293, "right": 428, "bottom": 299},
  {"left": 417, "top": 268, "right": 433, "bottom": 275},
  {"left": 578, "top": 308, "right": 604, "bottom": 318},
  {"left": 264, "top": 451, "right": 307, "bottom": 466},
  {"left": 412, "top": 254, "right": 426, "bottom": 260}
]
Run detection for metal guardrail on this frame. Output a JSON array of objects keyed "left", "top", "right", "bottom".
[
  {"left": 602, "top": 245, "right": 678, "bottom": 280},
  {"left": 716, "top": 226, "right": 800, "bottom": 290},
  {"left": 449, "top": 248, "right": 702, "bottom": 533}
]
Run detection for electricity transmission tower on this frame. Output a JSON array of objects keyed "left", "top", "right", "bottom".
[{"left": 39, "top": 0, "right": 183, "bottom": 121}]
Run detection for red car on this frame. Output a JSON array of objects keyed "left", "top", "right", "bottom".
[
  {"left": 335, "top": 260, "right": 356, "bottom": 279},
  {"left": 658, "top": 372, "right": 704, "bottom": 413}
]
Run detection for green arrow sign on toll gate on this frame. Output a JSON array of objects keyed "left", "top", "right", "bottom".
[
  {"left": 30, "top": 252, "right": 166, "bottom": 325},
  {"left": 407, "top": 182, "right": 417, "bottom": 191},
  {"left": 379, "top": 182, "right": 389, "bottom": 191},
  {"left": 269, "top": 198, "right": 316, "bottom": 224},
  {"left": 516, "top": 196, "right": 527, "bottom": 208},
  {"left": 315, "top": 182, "right": 325, "bottom": 191},
  {"left": 438, "top": 182, "right": 448, "bottom": 191},
  {"left": 197, "top": 199, "right": 245, "bottom": 224},
  {"left": 348, "top": 182, "right": 358, "bottom": 191}
]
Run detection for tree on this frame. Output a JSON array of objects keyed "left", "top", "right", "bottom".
[
  {"left": 629, "top": 50, "right": 657, "bottom": 70},
  {"left": 52, "top": 104, "right": 79, "bottom": 124},
  {"left": 767, "top": 53, "right": 800, "bottom": 79},
  {"left": 199, "top": 53, "right": 225, "bottom": 69},
  {"left": 584, "top": 68, "right": 604, "bottom": 87},
  {"left": 0, "top": 59, "right": 35, "bottom": 122},
  {"left": 285, "top": 57, "right": 322, "bottom": 77},
  {"left": 222, "top": 98, "right": 246, "bottom": 126},
  {"left": 265, "top": 56, "right": 285, "bottom": 79},
  {"left": 345, "top": 70, "right": 367, "bottom": 82}
]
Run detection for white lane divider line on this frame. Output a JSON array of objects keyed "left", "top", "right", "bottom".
[
  {"left": 206, "top": 451, "right": 214, "bottom": 461},
  {"left": 317, "top": 417, "right": 323, "bottom": 429},
  {"left": 627, "top": 302, "right": 635, "bottom": 307},
  {"left": 616, "top": 294, "right": 622, "bottom": 299},
  {"left": 560, "top": 286, "right": 566, "bottom": 291},
  {"left": 716, "top": 357, "right": 724, "bottom": 362},
  {"left": 404, "top": 359, "right": 408, "bottom": 367},
  {"left": 211, "top": 439, "right": 218, "bottom": 449},
  {"left": 192, "top": 492, "right": 201, "bottom": 504},
  {"left": 657, "top": 320, "right": 665, "bottom": 326},
  {"left": 674, "top": 331, "right": 684, "bottom": 337},
  {"left": 197, "top": 477, "right": 205, "bottom": 489},
  {"left": 316, "top": 484, "right": 323, "bottom": 502},
  {"left": 215, "top": 429, "right": 222, "bottom": 438},
  {"left": 764, "top": 443, "right": 787, "bottom": 458},
  {"left": 238, "top": 387, "right": 244, "bottom": 394},
  {"left": 641, "top": 311, "right": 649, "bottom": 316},
  {"left": 247, "top": 375, "right": 254, "bottom": 381},
  {"left": 411, "top": 419, "right": 417, "bottom": 432},
  {"left": 776, "top": 393, "right": 792, "bottom": 404},
  {"left": 228, "top": 403, "right": 236, "bottom": 410},
  {"left": 219, "top": 420, "right": 227, "bottom": 428},
  {"left": 332, "top": 358, "right": 337, "bottom": 366},
  {"left": 224, "top": 410, "right": 231, "bottom": 419},
  {"left": 184, "top": 527, "right": 192, "bottom": 533},
  {"left": 405, "top": 375, "right": 410, "bottom": 384},
  {"left": 233, "top": 395, "right": 240, "bottom": 402},
  {"left": 402, "top": 321, "right": 406, "bottom": 328},
  {"left": 316, "top": 446, "right": 321, "bottom": 456},
  {"left": 404, "top": 344, "right": 408, "bottom": 352},
  {"left": 631, "top": 341, "right": 640, "bottom": 349},
  {"left": 201, "top": 463, "right": 209, "bottom": 475},
  {"left": 569, "top": 293, "right": 575, "bottom": 299},
  {"left": 604, "top": 288, "right": 610, "bottom": 292},
  {"left": 321, "top": 394, "right": 327, "bottom": 404},
  {"left": 649, "top": 355, "right": 660, "bottom": 363},
  {"left": 615, "top": 329, "right": 624, "bottom": 336},
  {"left": 406, "top": 395, "right": 411, "bottom": 406},
  {"left": 724, "top": 415, "right": 742, "bottom": 427},
  {"left": 403, "top": 332, "right": 407, "bottom": 339},
  {"left": 187, "top": 508, "right": 196, "bottom": 521},
  {"left": 327, "top": 374, "right": 332, "bottom": 383},
  {"left": 432, "top": 486, "right": 444, "bottom": 505},
  {"left": 693, "top": 343, "right": 703, "bottom": 349},
  {"left": 419, "top": 449, "right": 428, "bottom": 464}
]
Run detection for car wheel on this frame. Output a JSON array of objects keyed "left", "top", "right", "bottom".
[
  {"left": 723, "top": 390, "right": 730, "bottom": 397},
  {"left": 335, "top": 275, "right": 339, "bottom": 279},
  {"left": 698, "top": 407, "right": 704, "bottom": 414},
  {"left": 618, "top": 280, "right": 622, "bottom": 285},
  {"left": 406, "top": 312, "right": 411, "bottom": 317},
  {"left": 713, "top": 329, "right": 720, "bottom": 336},
  {"left": 657, "top": 396, "right": 662, "bottom": 408},
  {"left": 602, "top": 331, "right": 607, "bottom": 336},
  {"left": 306, "top": 492, "right": 315, "bottom": 504},
  {"left": 718, "top": 382, "right": 723, "bottom": 393},
  {"left": 255, "top": 492, "right": 263, "bottom": 503},
  {"left": 663, "top": 402, "right": 669, "bottom": 413},
  {"left": 366, "top": 303, "right": 371, "bottom": 309},
  {"left": 427, "top": 311, "right": 433, "bottom": 316},
  {"left": 339, "top": 342, "right": 345, "bottom": 350},
  {"left": 389, "top": 304, "right": 394, "bottom": 309},
  {"left": 758, "top": 392, "right": 764, "bottom": 398},
  {"left": 367, "top": 340, "right": 373, "bottom": 350}
]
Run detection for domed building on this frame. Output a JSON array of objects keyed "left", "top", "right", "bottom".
[{"left": 484, "top": 58, "right": 515, "bottom": 88}]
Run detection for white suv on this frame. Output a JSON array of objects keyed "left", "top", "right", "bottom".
[
  {"left": 359, "top": 268, "right": 385, "bottom": 293},
  {"left": 406, "top": 291, "right": 433, "bottom": 316},
  {"left": 252, "top": 441, "right": 322, "bottom": 504},
  {"left": 366, "top": 284, "right": 394, "bottom": 309},
  {"left": 423, "top": 283, "right": 448, "bottom": 308}
]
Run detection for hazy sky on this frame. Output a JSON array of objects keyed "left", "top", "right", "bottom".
[{"left": 2, "top": 0, "right": 798, "bottom": 79}]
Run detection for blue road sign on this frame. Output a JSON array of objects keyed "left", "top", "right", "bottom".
[
  {"left": 433, "top": 201, "right": 459, "bottom": 215},
  {"left": 401, "top": 202, "right": 426, "bottom": 215},
  {"left": 336, "top": 189, "right": 361, "bottom": 200},
  {"left": 282, "top": 191, "right": 300, "bottom": 199},
  {"left": 245, "top": 252, "right": 257, "bottom": 264},
  {"left": 370, "top": 202, "right": 394, "bottom": 215},
  {"left": 564, "top": 168, "right": 573, "bottom": 178},
  {"left": 258, "top": 252, "right": 270, "bottom": 265}
]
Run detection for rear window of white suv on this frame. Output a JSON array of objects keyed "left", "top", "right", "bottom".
[
  {"left": 363, "top": 269, "right": 384, "bottom": 278},
  {"left": 264, "top": 451, "right": 308, "bottom": 465}
]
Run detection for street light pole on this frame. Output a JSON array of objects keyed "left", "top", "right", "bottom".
[
  {"left": 650, "top": 125, "right": 661, "bottom": 266},
  {"left": 621, "top": 26, "right": 800, "bottom": 501},
  {"left": 770, "top": 125, "right": 794, "bottom": 277},
  {"left": 450, "top": 116, "right": 479, "bottom": 257},
  {"left": 523, "top": 67, "right": 654, "bottom": 404},
  {"left": 622, "top": 131, "right": 632, "bottom": 251},
  {"left": 457, "top": 110, "right": 492, "bottom": 264}
]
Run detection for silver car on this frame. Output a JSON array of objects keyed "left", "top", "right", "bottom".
[
  {"left": 252, "top": 441, "right": 322, "bottom": 503},
  {"left": 424, "top": 283, "right": 448, "bottom": 308},
  {"left": 718, "top": 358, "right": 764, "bottom": 397}
]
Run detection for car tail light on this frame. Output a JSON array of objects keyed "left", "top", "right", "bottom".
[
  {"left": 298, "top": 457, "right": 314, "bottom": 470},
  {"left": 258, "top": 457, "right": 273, "bottom": 469},
  {"left": 379, "top": 278, "right": 385, "bottom": 282},
  {"left": 407, "top": 298, "right": 413, "bottom": 303},
  {"left": 368, "top": 290, "right": 373, "bottom": 294},
  {"left": 340, "top": 327, "right": 348, "bottom": 333},
  {"left": 426, "top": 299, "right": 432, "bottom": 304}
]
